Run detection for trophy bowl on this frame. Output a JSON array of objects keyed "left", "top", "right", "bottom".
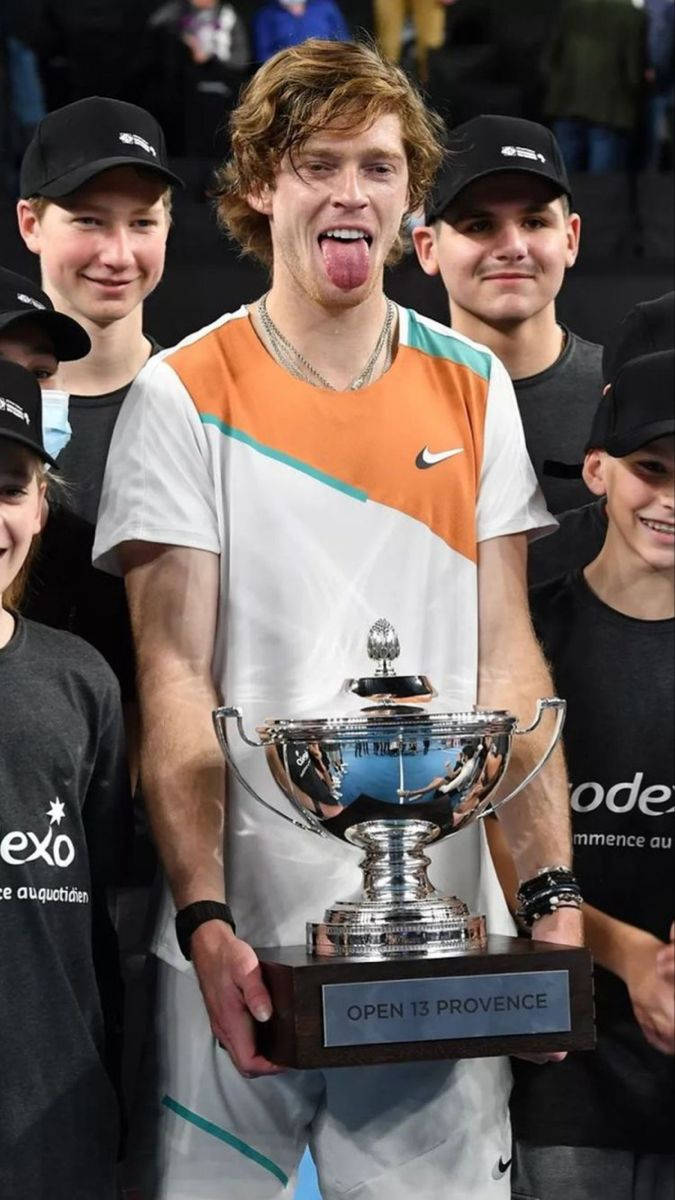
[{"left": 214, "top": 619, "right": 565, "bottom": 959}]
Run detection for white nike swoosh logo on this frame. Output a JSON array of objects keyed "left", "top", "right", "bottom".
[{"left": 416, "top": 446, "right": 464, "bottom": 468}]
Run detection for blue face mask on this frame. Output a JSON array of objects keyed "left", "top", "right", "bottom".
[{"left": 41, "top": 388, "right": 71, "bottom": 461}]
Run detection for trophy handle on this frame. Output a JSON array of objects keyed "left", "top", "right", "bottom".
[
  {"left": 489, "top": 697, "right": 566, "bottom": 815},
  {"left": 212, "top": 707, "right": 324, "bottom": 835}
]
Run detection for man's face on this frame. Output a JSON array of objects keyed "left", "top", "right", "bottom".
[
  {"left": 413, "top": 173, "right": 580, "bottom": 329},
  {"left": 250, "top": 113, "right": 410, "bottom": 310},
  {"left": 17, "top": 167, "right": 169, "bottom": 327},
  {"left": 584, "top": 436, "right": 675, "bottom": 572},
  {"left": 0, "top": 319, "right": 58, "bottom": 384},
  {"left": 0, "top": 443, "right": 45, "bottom": 600}
]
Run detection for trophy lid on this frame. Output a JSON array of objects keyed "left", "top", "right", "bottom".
[{"left": 256, "top": 619, "right": 517, "bottom": 744}]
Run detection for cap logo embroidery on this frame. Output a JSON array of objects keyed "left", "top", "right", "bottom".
[
  {"left": 119, "top": 132, "right": 157, "bottom": 158},
  {"left": 501, "top": 145, "right": 546, "bottom": 163},
  {"left": 0, "top": 397, "right": 31, "bottom": 425},
  {"left": 17, "top": 292, "right": 45, "bottom": 310}
]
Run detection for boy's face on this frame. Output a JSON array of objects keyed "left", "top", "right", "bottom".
[
  {"left": 17, "top": 166, "right": 169, "bottom": 327},
  {"left": 413, "top": 173, "right": 580, "bottom": 329},
  {"left": 584, "top": 436, "right": 675, "bottom": 572},
  {"left": 0, "top": 320, "right": 58, "bottom": 385},
  {"left": 248, "top": 113, "right": 409, "bottom": 309},
  {"left": 0, "top": 443, "right": 45, "bottom": 600}
]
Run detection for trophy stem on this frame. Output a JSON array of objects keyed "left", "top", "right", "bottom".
[
  {"left": 308, "top": 818, "right": 487, "bottom": 958},
  {"left": 350, "top": 819, "right": 441, "bottom": 906}
]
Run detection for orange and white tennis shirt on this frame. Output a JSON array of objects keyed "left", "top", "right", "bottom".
[{"left": 95, "top": 304, "right": 553, "bottom": 963}]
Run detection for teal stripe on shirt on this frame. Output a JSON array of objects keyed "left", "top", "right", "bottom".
[
  {"left": 404, "top": 310, "right": 492, "bottom": 380},
  {"left": 162, "top": 1095, "right": 289, "bottom": 1186},
  {"left": 200, "top": 413, "right": 368, "bottom": 502}
]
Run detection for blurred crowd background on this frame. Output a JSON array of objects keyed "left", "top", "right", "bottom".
[{"left": 1, "top": 0, "right": 673, "bottom": 348}]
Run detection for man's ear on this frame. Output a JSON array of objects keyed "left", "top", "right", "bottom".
[
  {"left": 565, "top": 211, "right": 581, "bottom": 268},
  {"left": 16, "top": 199, "right": 43, "bottom": 255},
  {"left": 582, "top": 449, "right": 608, "bottom": 497},
  {"left": 412, "top": 224, "right": 440, "bottom": 276},
  {"left": 246, "top": 185, "right": 274, "bottom": 217}
]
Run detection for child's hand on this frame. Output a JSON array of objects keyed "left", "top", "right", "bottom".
[
  {"left": 624, "top": 933, "right": 675, "bottom": 1056},
  {"left": 656, "top": 922, "right": 675, "bottom": 986}
]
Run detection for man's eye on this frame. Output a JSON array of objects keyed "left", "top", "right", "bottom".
[
  {"left": 524, "top": 218, "right": 546, "bottom": 229},
  {"left": 73, "top": 216, "right": 101, "bottom": 226},
  {"left": 134, "top": 218, "right": 158, "bottom": 228},
  {"left": 33, "top": 369, "right": 54, "bottom": 381}
]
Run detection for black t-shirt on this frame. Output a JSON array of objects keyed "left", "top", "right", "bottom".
[
  {"left": 528, "top": 498, "right": 607, "bottom": 587},
  {"left": 22, "top": 503, "right": 136, "bottom": 701},
  {"left": 0, "top": 617, "right": 131, "bottom": 1199},
  {"left": 513, "top": 327, "right": 603, "bottom": 514},
  {"left": 511, "top": 571, "right": 675, "bottom": 1152},
  {"left": 22, "top": 338, "right": 162, "bottom": 699},
  {"left": 56, "top": 335, "right": 161, "bottom": 526}
]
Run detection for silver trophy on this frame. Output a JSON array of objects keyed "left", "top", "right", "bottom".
[{"left": 214, "top": 619, "right": 565, "bottom": 959}]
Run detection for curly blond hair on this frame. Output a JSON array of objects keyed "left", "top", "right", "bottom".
[{"left": 214, "top": 39, "right": 445, "bottom": 268}]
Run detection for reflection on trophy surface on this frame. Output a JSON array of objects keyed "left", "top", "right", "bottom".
[{"left": 214, "top": 618, "right": 565, "bottom": 959}]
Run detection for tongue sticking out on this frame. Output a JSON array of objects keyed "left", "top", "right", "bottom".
[{"left": 320, "top": 237, "right": 370, "bottom": 290}]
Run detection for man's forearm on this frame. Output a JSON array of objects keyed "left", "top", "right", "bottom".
[
  {"left": 139, "top": 663, "right": 226, "bottom": 909},
  {"left": 479, "top": 635, "right": 572, "bottom": 879}
]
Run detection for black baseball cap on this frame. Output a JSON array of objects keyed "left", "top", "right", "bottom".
[
  {"left": 0, "top": 359, "right": 57, "bottom": 467},
  {"left": 545, "top": 350, "right": 675, "bottom": 479},
  {"left": 602, "top": 291, "right": 675, "bottom": 384},
  {"left": 0, "top": 267, "right": 90, "bottom": 361},
  {"left": 426, "top": 115, "right": 572, "bottom": 224},
  {"left": 586, "top": 349, "right": 674, "bottom": 457},
  {"left": 20, "top": 96, "right": 184, "bottom": 199}
]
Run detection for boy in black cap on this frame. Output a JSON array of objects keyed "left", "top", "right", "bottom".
[
  {"left": 0, "top": 359, "right": 131, "bottom": 1200},
  {"left": 487, "top": 350, "right": 675, "bottom": 1200},
  {"left": 16, "top": 95, "right": 181, "bottom": 527},
  {"left": 413, "top": 113, "right": 603, "bottom": 515},
  {"left": 531, "top": 290, "right": 675, "bottom": 586}
]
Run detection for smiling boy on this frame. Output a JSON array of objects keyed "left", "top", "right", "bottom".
[
  {"left": 94, "top": 40, "right": 582, "bottom": 1199},
  {"left": 414, "top": 114, "right": 603, "bottom": 515},
  {"left": 488, "top": 350, "right": 675, "bottom": 1200},
  {"left": 16, "top": 96, "right": 181, "bottom": 526}
]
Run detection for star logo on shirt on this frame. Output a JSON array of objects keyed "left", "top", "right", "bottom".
[{"left": 46, "top": 797, "right": 66, "bottom": 826}]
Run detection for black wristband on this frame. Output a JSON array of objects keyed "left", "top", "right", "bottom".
[{"left": 175, "top": 900, "right": 236, "bottom": 961}]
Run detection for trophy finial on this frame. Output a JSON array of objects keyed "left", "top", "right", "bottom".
[{"left": 367, "top": 619, "right": 400, "bottom": 676}]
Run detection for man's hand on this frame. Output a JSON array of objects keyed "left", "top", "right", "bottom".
[
  {"left": 190, "top": 920, "right": 285, "bottom": 1077},
  {"left": 624, "top": 932, "right": 675, "bottom": 1056}
]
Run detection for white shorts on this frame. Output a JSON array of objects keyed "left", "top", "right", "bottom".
[{"left": 123, "top": 959, "right": 513, "bottom": 1200}]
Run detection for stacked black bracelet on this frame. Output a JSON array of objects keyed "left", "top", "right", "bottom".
[{"left": 515, "top": 865, "right": 583, "bottom": 929}]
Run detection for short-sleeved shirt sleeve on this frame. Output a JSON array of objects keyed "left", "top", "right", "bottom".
[
  {"left": 476, "top": 352, "right": 556, "bottom": 544},
  {"left": 93, "top": 355, "right": 220, "bottom": 574}
]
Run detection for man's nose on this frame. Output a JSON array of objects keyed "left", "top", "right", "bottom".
[
  {"left": 332, "top": 166, "right": 368, "bottom": 208},
  {"left": 493, "top": 222, "right": 528, "bottom": 257}
]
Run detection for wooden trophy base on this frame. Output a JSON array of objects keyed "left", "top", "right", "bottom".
[{"left": 255, "top": 935, "right": 595, "bottom": 1068}]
